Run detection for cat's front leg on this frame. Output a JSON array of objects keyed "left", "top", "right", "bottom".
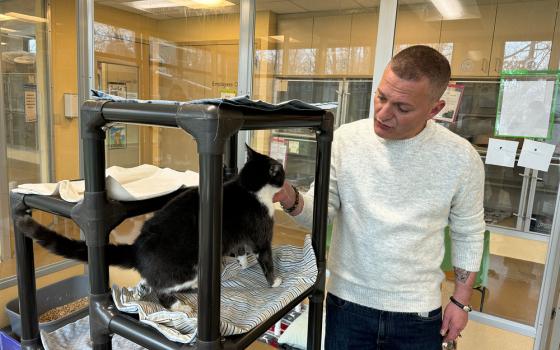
[{"left": 256, "top": 245, "right": 282, "bottom": 287}]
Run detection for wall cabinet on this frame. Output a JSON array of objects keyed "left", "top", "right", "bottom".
[
  {"left": 396, "top": 0, "right": 559, "bottom": 77},
  {"left": 394, "top": 4, "right": 442, "bottom": 52},
  {"left": 490, "top": 0, "right": 557, "bottom": 75},
  {"left": 312, "top": 15, "right": 352, "bottom": 76},
  {"left": 348, "top": 12, "right": 378, "bottom": 76},
  {"left": 277, "top": 17, "right": 314, "bottom": 76},
  {"left": 439, "top": 4, "right": 497, "bottom": 77},
  {"left": 277, "top": 12, "right": 377, "bottom": 77}
]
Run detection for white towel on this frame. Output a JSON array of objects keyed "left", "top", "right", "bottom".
[{"left": 11, "top": 165, "right": 199, "bottom": 202}]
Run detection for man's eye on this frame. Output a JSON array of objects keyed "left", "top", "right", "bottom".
[{"left": 398, "top": 106, "right": 410, "bottom": 113}]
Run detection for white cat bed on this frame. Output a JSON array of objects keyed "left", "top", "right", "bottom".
[
  {"left": 11, "top": 164, "right": 199, "bottom": 202},
  {"left": 111, "top": 235, "right": 317, "bottom": 344}
]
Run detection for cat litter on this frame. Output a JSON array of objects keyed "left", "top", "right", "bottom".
[
  {"left": 39, "top": 297, "right": 89, "bottom": 323},
  {"left": 112, "top": 235, "right": 317, "bottom": 344}
]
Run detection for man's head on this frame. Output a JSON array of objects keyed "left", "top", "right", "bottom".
[{"left": 373, "top": 45, "right": 451, "bottom": 140}]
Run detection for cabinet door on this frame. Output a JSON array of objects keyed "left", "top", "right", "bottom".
[
  {"left": 440, "top": 4, "right": 497, "bottom": 77},
  {"left": 312, "top": 15, "right": 352, "bottom": 76},
  {"left": 394, "top": 3, "right": 442, "bottom": 53},
  {"left": 348, "top": 12, "right": 378, "bottom": 77},
  {"left": 490, "top": 0, "right": 557, "bottom": 76},
  {"left": 549, "top": 1, "right": 560, "bottom": 69},
  {"left": 277, "top": 17, "right": 315, "bottom": 76}
]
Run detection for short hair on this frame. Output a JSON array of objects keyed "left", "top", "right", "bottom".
[{"left": 390, "top": 45, "right": 451, "bottom": 100}]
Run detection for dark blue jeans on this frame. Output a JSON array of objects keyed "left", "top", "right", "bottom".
[{"left": 325, "top": 293, "right": 443, "bottom": 350}]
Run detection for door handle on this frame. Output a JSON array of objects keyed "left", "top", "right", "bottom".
[
  {"left": 494, "top": 58, "right": 502, "bottom": 73},
  {"left": 481, "top": 58, "right": 488, "bottom": 72}
]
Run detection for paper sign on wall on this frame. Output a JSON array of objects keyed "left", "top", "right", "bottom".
[
  {"left": 24, "top": 84, "right": 37, "bottom": 123},
  {"left": 517, "top": 139, "right": 555, "bottom": 172},
  {"left": 433, "top": 84, "right": 464, "bottom": 123},
  {"left": 485, "top": 138, "right": 519, "bottom": 168},
  {"left": 270, "top": 136, "right": 288, "bottom": 167},
  {"left": 495, "top": 77, "right": 556, "bottom": 138}
]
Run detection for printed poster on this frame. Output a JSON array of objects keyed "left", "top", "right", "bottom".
[{"left": 433, "top": 84, "right": 464, "bottom": 123}]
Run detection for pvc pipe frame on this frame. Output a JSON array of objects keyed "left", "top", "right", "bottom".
[{"left": 10, "top": 100, "right": 333, "bottom": 350}]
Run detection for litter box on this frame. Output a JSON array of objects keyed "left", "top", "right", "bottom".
[
  {"left": 6, "top": 275, "right": 90, "bottom": 337},
  {"left": 0, "top": 331, "right": 20, "bottom": 350}
]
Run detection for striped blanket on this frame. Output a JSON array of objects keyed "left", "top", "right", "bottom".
[{"left": 112, "top": 235, "right": 317, "bottom": 344}]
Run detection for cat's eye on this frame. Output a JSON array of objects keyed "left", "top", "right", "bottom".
[{"left": 269, "top": 164, "right": 282, "bottom": 176}]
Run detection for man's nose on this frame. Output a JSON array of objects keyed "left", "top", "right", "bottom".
[{"left": 376, "top": 104, "right": 392, "bottom": 121}]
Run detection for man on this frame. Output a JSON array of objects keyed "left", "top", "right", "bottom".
[{"left": 273, "top": 45, "right": 485, "bottom": 349}]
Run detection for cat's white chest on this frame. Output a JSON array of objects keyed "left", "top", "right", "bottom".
[{"left": 255, "top": 185, "right": 279, "bottom": 217}]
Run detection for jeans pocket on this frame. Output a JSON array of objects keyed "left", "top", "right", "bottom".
[{"left": 326, "top": 293, "right": 348, "bottom": 309}]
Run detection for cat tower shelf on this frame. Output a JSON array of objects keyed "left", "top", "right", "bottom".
[{"left": 10, "top": 98, "right": 333, "bottom": 350}]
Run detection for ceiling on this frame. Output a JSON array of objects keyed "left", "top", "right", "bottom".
[{"left": 94, "top": 0, "right": 381, "bottom": 20}]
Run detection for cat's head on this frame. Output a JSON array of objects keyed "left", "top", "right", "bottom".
[{"left": 239, "top": 144, "right": 285, "bottom": 192}]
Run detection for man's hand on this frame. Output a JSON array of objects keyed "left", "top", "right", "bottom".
[
  {"left": 272, "top": 181, "right": 294, "bottom": 205},
  {"left": 272, "top": 181, "right": 303, "bottom": 216},
  {"left": 441, "top": 267, "right": 477, "bottom": 342},
  {"left": 441, "top": 300, "right": 468, "bottom": 341}
]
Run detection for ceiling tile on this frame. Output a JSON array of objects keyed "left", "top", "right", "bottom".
[
  {"left": 293, "top": 0, "right": 364, "bottom": 12},
  {"left": 256, "top": 1, "right": 307, "bottom": 14}
]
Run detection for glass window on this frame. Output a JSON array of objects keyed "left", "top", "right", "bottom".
[
  {"left": 0, "top": 0, "right": 76, "bottom": 280},
  {"left": 94, "top": 1, "right": 241, "bottom": 171},
  {"left": 252, "top": 2, "right": 379, "bottom": 195}
]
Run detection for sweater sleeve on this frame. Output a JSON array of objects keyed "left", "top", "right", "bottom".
[
  {"left": 292, "top": 134, "right": 341, "bottom": 229},
  {"left": 449, "top": 148, "right": 486, "bottom": 272}
]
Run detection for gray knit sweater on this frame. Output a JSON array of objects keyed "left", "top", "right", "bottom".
[{"left": 294, "top": 118, "right": 485, "bottom": 313}]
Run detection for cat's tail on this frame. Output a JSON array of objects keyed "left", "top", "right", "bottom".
[{"left": 15, "top": 214, "right": 136, "bottom": 269}]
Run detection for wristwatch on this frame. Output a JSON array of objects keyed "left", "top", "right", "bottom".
[{"left": 450, "top": 296, "right": 472, "bottom": 313}]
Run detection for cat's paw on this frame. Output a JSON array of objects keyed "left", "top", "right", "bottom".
[
  {"left": 133, "top": 280, "right": 152, "bottom": 299},
  {"left": 170, "top": 301, "right": 192, "bottom": 314},
  {"left": 237, "top": 254, "right": 248, "bottom": 269},
  {"left": 271, "top": 277, "right": 282, "bottom": 288}
]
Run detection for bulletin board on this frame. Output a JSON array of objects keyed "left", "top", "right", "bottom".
[{"left": 494, "top": 70, "right": 558, "bottom": 139}]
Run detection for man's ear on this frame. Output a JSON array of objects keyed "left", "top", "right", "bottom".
[{"left": 428, "top": 99, "right": 446, "bottom": 120}]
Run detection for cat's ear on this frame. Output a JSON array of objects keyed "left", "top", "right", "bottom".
[{"left": 246, "top": 143, "right": 258, "bottom": 160}]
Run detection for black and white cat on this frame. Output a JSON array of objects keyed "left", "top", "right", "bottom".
[{"left": 15, "top": 145, "right": 285, "bottom": 311}]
